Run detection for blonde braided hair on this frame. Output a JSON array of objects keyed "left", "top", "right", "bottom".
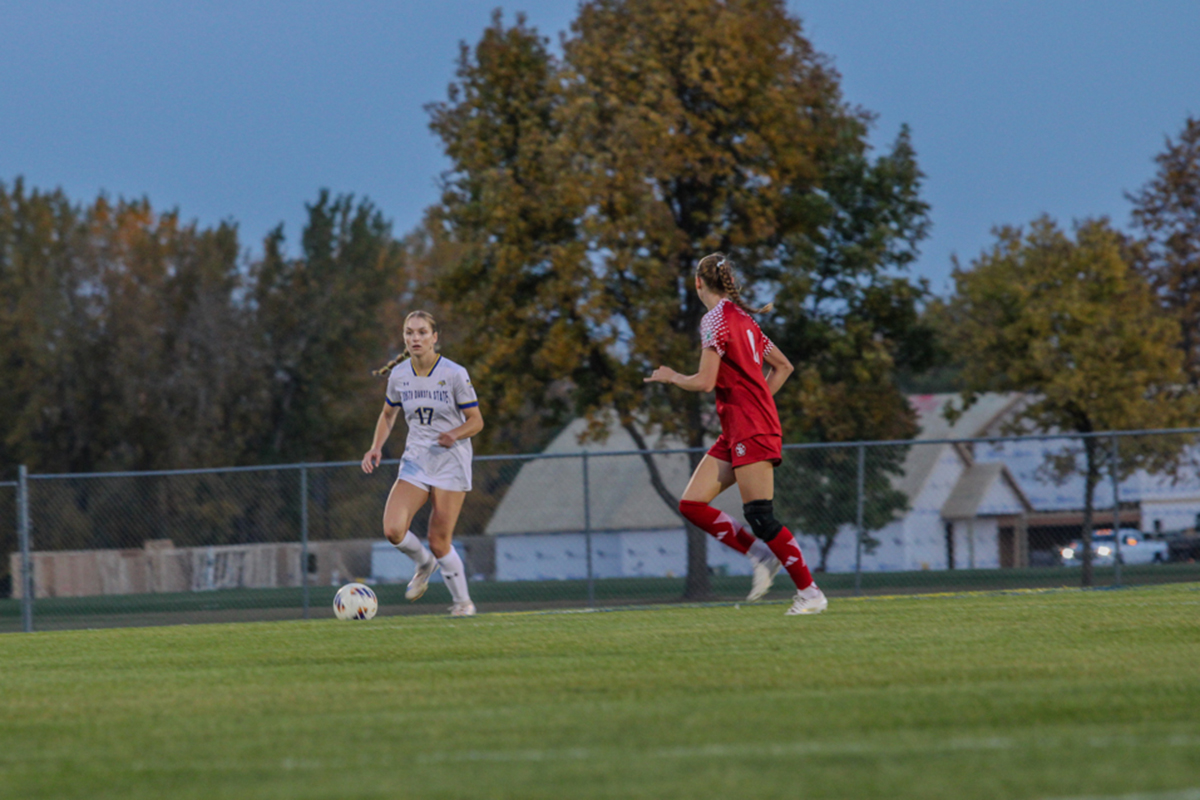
[
  {"left": 695, "top": 253, "right": 772, "bottom": 315},
  {"left": 373, "top": 310, "right": 439, "bottom": 377}
]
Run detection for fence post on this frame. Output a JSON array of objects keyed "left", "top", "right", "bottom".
[
  {"left": 854, "top": 444, "right": 865, "bottom": 597},
  {"left": 1110, "top": 435, "right": 1121, "bottom": 588},
  {"left": 300, "top": 465, "right": 310, "bottom": 619},
  {"left": 583, "top": 450, "right": 594, "bottom": 608},
  {"left": 18, "top": 465, "right": 33, "bottom": 633}
]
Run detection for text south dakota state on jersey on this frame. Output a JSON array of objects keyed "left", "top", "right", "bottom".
[{"left": 391, "top": 388, "right": 453, "bottom": 405}]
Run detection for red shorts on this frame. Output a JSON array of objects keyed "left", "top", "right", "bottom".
[{"left": 708, "top": 433, "right": 782, "bottom": 468}]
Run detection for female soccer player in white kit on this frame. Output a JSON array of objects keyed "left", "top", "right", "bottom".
[{"left": 361, "top": 310, "right": 484, "bottom": 616}]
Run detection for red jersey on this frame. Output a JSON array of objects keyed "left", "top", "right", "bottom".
[{"left": 699, "top": 299, "right": 782, "bottom": 443}]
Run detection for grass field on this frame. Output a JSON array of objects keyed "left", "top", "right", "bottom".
[{"left": 1, "top": 584, "right": 1198, "bottom": 800}]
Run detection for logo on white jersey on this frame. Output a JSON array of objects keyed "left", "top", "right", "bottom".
[{"left": 735, "top": 443, "right": 746, "bottom": 457}]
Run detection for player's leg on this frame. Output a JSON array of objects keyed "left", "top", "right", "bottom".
[
  {"left": 383, "top": 479, "right": 438, "bottom": 600},
  {"left": 680, "top": 455, "right": 757, "bottom": 554},
  {"left": 679, "top": 454, "right": 779, "bottom": 600},
  {"left": 428, "top": 487, "right": 474, "bottom": 616},
  {"left": 734, "top": 459, "right": 826, "bottom": 615}
]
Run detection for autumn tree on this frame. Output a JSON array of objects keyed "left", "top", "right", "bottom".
[
  {"left": 425, "top": 13, "right": 589, "bottom": 455},
  {"left": 0, "top": 180, "right": 264, "bottom": 474},
  {"left": 425, "top": 1, "right": 932, "bottom": 595},
  {"left": 943, "top": 216, "right": 1194, "bottom": 586},
  {"left": 1128, "top": 116, "right": 1200, "bottom": 384}
]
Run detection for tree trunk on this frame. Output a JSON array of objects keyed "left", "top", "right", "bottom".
[
  {"left": 683, "top": 446, "right": 712, "bottom": 600},
  {"left": 818, "top": 535, "right": 835, "bottom": 573},
  {"left": 1081, "top": 437, "right": 1098, "bottom": 588}
]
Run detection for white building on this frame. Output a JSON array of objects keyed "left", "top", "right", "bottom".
[{"left": 479, "top": 394, "right": 1200, "bottom": 579}]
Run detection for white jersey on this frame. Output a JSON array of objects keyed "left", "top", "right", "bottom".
[{"left": 385, "top": 355, "right": 478, "bottom": 492}]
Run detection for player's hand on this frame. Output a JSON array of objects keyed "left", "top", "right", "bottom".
[
  {"left": 437, "top": 431, "right": 458, "bottom": 448},
  {"left": 644, "top": 366, "right": 678, "bottom": 385},
  {"left": 361, "top": 448, "right": 382, "bottom": 474}
]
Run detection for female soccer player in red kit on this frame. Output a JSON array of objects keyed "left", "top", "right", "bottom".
[{"left": 645, "top": 253, "right": 827, "bottom": 615}]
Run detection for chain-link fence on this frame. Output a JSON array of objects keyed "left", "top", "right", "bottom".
[{"left": 7, "top": 429, "right": 1200, "bottom": 632}]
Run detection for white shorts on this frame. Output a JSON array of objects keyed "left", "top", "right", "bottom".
[{"left": 397, "top": 457, "right": 471, "bottom": 493}]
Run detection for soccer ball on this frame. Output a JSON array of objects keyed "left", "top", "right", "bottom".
[{"left": 333, "top": 582, "right": 378, "bottom": 620}]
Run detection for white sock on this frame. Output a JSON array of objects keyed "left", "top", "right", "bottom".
[
  {"left": 748, "top": 539, "right": 775, "bottom": 565},
  {"left": 393, "top": 531, "right": 433, "bottom": 568},
  {"left": 437, "top": 548, "right": 471, "bottom": 604}
]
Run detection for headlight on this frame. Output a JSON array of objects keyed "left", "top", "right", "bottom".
[
  {"left": 1062, "top": 548, "right": 1075, "bottom": 559},
  {"left": 1097, "top": 546, "right": 1112, "bottom": 557}
]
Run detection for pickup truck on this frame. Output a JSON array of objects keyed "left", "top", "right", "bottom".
[{"left": 1060, "top": 531, "right": 1168, "bottom": 566}]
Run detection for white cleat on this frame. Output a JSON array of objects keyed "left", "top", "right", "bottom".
[
  {"left": 747, "top": 556, "right": 781, "bottom": 602},
  {"left": 449, "top": 601, "right": 477, "bottom": 617},
  {"left": 405, "top": 558, "right": 439, "bottom": 601},
  {"left": 785, "top": 585, "right": 828, "bottom": 616}
]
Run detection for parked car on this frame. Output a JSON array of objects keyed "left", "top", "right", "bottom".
[{"left": 1060, "top": 530, "right": 1168, "bottom": 566}]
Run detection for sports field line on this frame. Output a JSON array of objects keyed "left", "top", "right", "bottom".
[
  {"left": 408, "top": 732, "right": 1200, "bottom": 767},
  {"left": 12, "top": 732, "right": 1185, "bottom": 775},
  {"left": 1044, "top": 789, "right": 1200, "bottom": 800},
  {"left": 455, "top": 581, "right": 1200, "bottom": 621}
]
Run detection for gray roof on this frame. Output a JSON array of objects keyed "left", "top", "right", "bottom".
[
  {"left": 485, "top": 416, "right": 743, "bottom": 535},
  {"left": 942, "top": 462, "right": 1010, "bottom": 519},
  {"left": 896, "top": 393, "right": 1026, "bottom": 502}
]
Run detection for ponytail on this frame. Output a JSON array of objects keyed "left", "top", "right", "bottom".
[
  {"left": 372, "top": 348, "right": 409, "bottom": 378},
  {"left": 695, "top": 253, "right": 773, "bottom": 315}
]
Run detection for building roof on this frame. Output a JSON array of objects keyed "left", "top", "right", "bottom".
[
  {"left": 895, "top": 393, "right": 1026, "bottom": 503},
  {"left": 941, "top": 461, "right": 1031, "bottom": 519},
  {"left": 484, "top": 416, "right": 739, "bottom": 535}
]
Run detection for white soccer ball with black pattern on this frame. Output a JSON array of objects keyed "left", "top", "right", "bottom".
[{"left": 333, "top": 582, "right": 378, "bottom": 620}]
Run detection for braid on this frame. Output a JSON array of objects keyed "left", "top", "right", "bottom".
[
  {"left": 696, "top": 253, "right": 773, "bottom": 315},
  {"left": 372, "top": 347, "right": 409, "bottom": 378}
]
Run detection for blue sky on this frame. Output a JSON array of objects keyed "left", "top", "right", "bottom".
[{"left": 2, "top": 1, "right": 1197, "bottom": 294}]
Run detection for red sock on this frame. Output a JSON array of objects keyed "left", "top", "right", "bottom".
[
  {"left": 678, "top": 500, "right": 758, "bottom": 555},
  {"left": 766, "top": 526, "right": 815, "bottom": 590}
]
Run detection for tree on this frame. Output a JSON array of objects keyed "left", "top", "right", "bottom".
[
  {"left": 425, "top": 1, "right": 932, "bottom": 595},
  {"left": 425, "top": 12, "right": 589, "bottom": 455},
  {"left": 1128, "top": 116, "right": 1200, "bottom": 384},
  {"left": 250, "top": 191, "right": 405, "bottom": 462},
  {"left": 943, "top": 216, "right": 1194, "bottom": 586},
  {"left": 0, "top": 180, "right": 263, "bottom": 475},
  {"left": 0, "top": 180, "right": 90, "bottom": 475}
]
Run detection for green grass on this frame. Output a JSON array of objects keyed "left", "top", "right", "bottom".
[{"left": 2, "top": 584, "right": 1199, "bottom": 799}]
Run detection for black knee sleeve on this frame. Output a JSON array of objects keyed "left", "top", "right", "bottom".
[{"left": 743, "top": 499, "right": 783, "bottom": 542}]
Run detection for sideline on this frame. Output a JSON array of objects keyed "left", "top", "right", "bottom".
[{"left": 475, "top": 581, "right": 1199, "bottom": 620}]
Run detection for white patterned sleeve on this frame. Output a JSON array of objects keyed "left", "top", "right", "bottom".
[{"left": 699, "top": 307, "right": 729, "bottom": 357}]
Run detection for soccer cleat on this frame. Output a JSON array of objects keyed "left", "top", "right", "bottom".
[
  {"left": 747, "top": 555, "right": 781, "bottom": 602},
  {"left": 405, "top": 558, "right": 439, "bottom": 601},
  {"left": 449, "top": 601, "right": 477, "bottom": 617},
  {"left": 785, "top": 585, "right": 828, "bottom": 616}
]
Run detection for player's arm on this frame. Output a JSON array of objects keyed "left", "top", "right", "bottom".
[
  {"left": 763, "top": 345, "right": 794, "bottom": 396},
  {"left": 361, "top": 403, "right": 401, "bottom": 474},
  {"left": 644, "top": 348, "right": 722, "bottom": 393},
  {"left": 437, "top": 405, "right": 484, "bottom": 448}
]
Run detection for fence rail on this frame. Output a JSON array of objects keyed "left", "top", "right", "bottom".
[{"left": 5, "top": 427, "right": 1200, "bottom": 633}]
